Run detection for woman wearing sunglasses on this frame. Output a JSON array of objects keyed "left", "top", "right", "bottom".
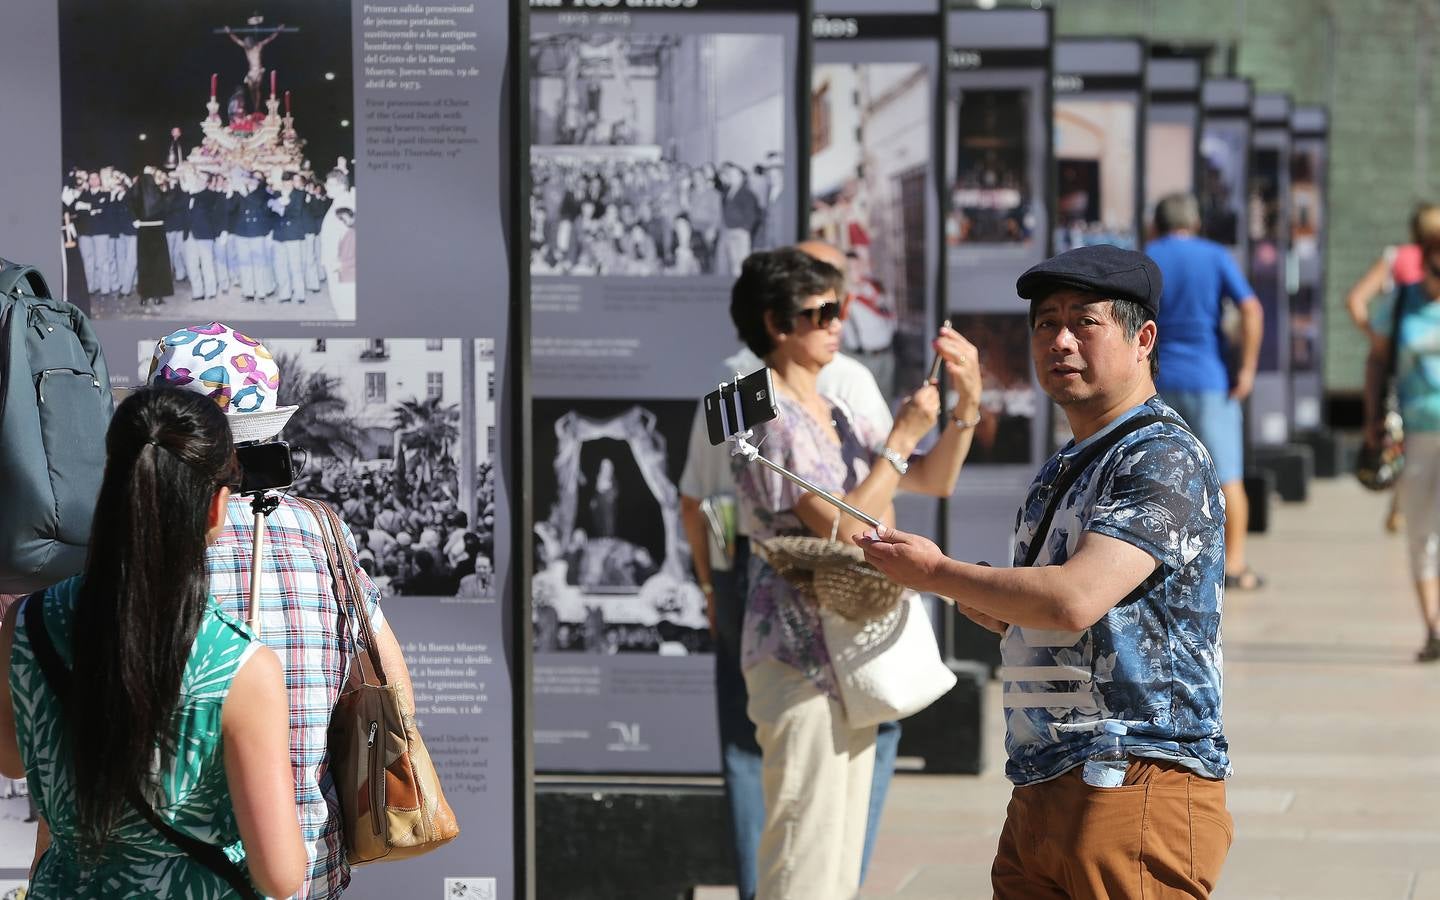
[
  {"left": 0, "top": 387, "right": 305, "bottom": 898},
  {"left": 728, "top": 248, "right": 982, "bottom": 898}
]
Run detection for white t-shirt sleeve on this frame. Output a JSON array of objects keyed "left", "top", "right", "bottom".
[
  {"left": 679, "top": 400, "right": 733, "bottom": 500},
  {"left": 821, "top": 352, "right": 893, "bottom": 434}
]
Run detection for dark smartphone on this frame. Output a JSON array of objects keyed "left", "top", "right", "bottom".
[
  {"left": 704, "top": 368, "right": 778, "bottom": 446},
  {"left": 236, "top": 441, "right": 295, "bottom": 493},
  {"left": 925, "top": 318, "right": 952, "bottom": 384}
]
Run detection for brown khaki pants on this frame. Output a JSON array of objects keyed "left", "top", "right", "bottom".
[{"left": 992, "top": 759, "right": 1233, "bottom": 899}]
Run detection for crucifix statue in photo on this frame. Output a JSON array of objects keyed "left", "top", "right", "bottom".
[{"left": 218, "top": 15, "right": 297, "bottom": 113}]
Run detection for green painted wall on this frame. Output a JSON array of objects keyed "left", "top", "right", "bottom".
[{"left": 1033, "top": 0, "right": 1437, "bottom": 394}]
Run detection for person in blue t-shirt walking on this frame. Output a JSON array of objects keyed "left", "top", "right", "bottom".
[{"left": 1145, "top": 192, "right": 1265, "bottom": 591}]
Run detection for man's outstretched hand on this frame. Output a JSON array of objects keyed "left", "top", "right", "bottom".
[
  {"left": 858, "top": 526, "right": 1010, "bottom": 635},
  {"left": 853, "top": 525, "right": 946, "bottom": 592}
]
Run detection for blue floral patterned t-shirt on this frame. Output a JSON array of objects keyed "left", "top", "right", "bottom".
[{"left": 1002, "top": 396, "right": 1231, "bottom": 786}]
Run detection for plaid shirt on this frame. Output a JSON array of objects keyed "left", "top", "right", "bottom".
[{"left": 207, "top": 494, "right": 385, "bottom": 900}]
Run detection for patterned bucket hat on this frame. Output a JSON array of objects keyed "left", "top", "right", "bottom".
[{"left": 146, "top": 322, "right": 298, "bottom": 444}]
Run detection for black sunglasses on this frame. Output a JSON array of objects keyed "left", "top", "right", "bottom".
[{"left": 794, "top": 301, "right": 843, "bottom": 329}]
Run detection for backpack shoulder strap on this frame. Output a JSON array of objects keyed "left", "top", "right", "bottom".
[
  {"left": 0, "top": 261, "right": 51, "bottom": 300},
  {"left": 1021, "top": 413, "right": 1188, "bottom": 568},
  {"left": 22, "top": 591, "right": 261, "bottom": 900}
]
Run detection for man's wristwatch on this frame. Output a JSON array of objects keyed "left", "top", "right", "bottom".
[{"left": 880, "top": 446, "right": 909, "bottom": 475}]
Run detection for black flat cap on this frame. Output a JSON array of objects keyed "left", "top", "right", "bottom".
[{"left": 1015, "top": 245, "right": 1163, "bottom": 317}]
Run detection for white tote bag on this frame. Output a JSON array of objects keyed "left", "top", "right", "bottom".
[{"left": 821, "top": 590, "right": 956, "bottom": 729}]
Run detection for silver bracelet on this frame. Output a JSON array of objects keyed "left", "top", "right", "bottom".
[
  {"left": 950, "top": 409, "right": 981, "bottom": 429},
  {"left": 880, "top": 446, "right": 909, "bottom": 475}
]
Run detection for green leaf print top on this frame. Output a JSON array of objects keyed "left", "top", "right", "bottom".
[{"left": 10, "top": 577, "right": 264, "bottom": 898}]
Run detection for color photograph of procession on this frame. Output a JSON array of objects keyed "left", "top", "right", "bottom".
[{"left": 58, "top": 0, "right": 356, "bottom": 320}]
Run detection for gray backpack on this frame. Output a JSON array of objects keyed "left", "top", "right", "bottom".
[{"left": 0, "top": 259, "right": 113, "bottom": 593}]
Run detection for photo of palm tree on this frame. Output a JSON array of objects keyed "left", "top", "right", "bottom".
[{"left": 136, "top": 336, "right": 498, "bottom": 599}]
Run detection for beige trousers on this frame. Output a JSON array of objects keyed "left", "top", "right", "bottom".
[{"left": 745, "top": 658, "right": 876, "bottom": 900}]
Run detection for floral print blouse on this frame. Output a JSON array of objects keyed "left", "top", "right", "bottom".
[{"left": 733, "top": 391, "right": 885, "bottom": 698}]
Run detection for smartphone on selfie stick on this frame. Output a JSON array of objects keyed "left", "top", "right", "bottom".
[
  {"left": 703, "top": 368, "right": 883, "bottom": 530},
  {"left": 925, "top": 319, "right": 952, "bottom": 386},
  {"left": 235, "top": 441, "right": 296, "bottom": 634}
]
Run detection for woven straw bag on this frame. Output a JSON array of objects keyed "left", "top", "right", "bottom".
[{"left": 757, "top": 535, "right": 904, "bottom": 621}]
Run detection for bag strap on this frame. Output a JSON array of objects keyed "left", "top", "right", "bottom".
[
  {"left": 299, "top": 497, "right": 389, "bottom": 686},
  {"left": 0, "top": 261, "right": 50, "bottom": 300},
  {"left": 21, "top": 594, "right": 262, "bottom": 900},
  {"left": 1384, "top": 287, "right": 1408, "bottom": 382},
  {"left": 1021, "top": 412, "right": 1187, "bottom": 568}
]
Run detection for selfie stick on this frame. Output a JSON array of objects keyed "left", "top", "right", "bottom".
[
  {"left": 719, "top": 375, "right": 883, "bottom": 530},
  {"left": 246, "top": 491, "right": 281, "bottom": 636}
]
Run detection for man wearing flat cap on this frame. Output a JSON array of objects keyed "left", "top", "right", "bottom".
[{"left": 857, "top": 244, "right": 1233, "bottom": 898}]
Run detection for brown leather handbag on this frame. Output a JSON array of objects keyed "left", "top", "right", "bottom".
[{"left": 302, "top": 498, "right": 461, "bottom": 865}]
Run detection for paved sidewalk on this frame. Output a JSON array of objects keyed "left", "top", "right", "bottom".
[{"left": 860, "top": 478, "right": 1440, "bottom": 899}]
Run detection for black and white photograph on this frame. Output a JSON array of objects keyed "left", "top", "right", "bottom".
[
  {"left": 1200, "top": 121, "right": 1247, "bottom": 247},
  {"left": 60, "top": 0, "right": 357, "bottom": 320},
  {"left": 948, "top": 313, "right": 1036, "bottom": 465},
  {"left": 531, "top": 398, "right": 708, "bottom": 655},
  {"left": 136, "top": 338, "right": 497, "bottom": 599},
  {"left": 1054, "top": 99, "right": 1138, "bottom": 252},
  {"left": 529, "top": 32, "right": 787, "bottom": 278},
  {"left": 810, "top": 62, "right": 933, "bottom": 403},
  {"left": 949, "top": 88, "right": 1037, "bottom": 247}
]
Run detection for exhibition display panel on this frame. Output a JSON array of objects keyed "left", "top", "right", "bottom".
[
  {"left": 527, "top": 0, "right": 809, "bottom": 775},
  {"left": 1289, "top": 105, "right": 1329, "bottom": 433},
  {"left": 812, "top": 0, "right": 945, "bottom": 537},
  {"left": 942, "top": 5, "right": 1053, "bottom": 574},
  {"left": 1199, "top": 77, "right": 1253, "bottom": 268},
  {"left": 1249, "top": 91, "right": 1294, "bottom": 447},
  {"left": 0, "top": 1, "right": 528, "bottom": 897},
  {"left": 1052, "top": 38, "right": 1146, "bottom": 255},
  {"left": 1144, "top": 54, "right": 1203, "bottom": 225}
]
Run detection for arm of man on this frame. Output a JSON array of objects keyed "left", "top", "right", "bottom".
[
  {"left": 372, "top": 620, "right": 416, "bottom": 712},
  {"left": 678, "top": 395, "right": 741, "bottom": 634},
  {"left": 339, "top": 516, "right": 415, "bottom": 709},
  {"left": 858, "top": 528, "right": 1156, "bottom": 632},
  {"left": 862, "top": 430, "right": 1208, "bottom": 631},
  {"left": 1230, "top": 297, "right": 1264, "bottom": 400},
  {"left": 1219, "top": 253, "right": 1263, "bottom": 400},
  {"left": 680, "top": 496, "right": 718, "bottom": 635}
]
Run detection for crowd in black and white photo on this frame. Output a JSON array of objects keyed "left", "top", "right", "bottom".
[
  {"left": 60, "top": 162, "right": 356, "bottom": 314},
  {"left": 295, "top": 456, "right": 496, "bottom": 600},
  {"left": 529, "top": 153, "right": 785, "bottom": 278}
]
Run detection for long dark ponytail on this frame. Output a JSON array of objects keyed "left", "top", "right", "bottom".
[{"left": 69, "top": 387, "right": 239, "bottom": 849}]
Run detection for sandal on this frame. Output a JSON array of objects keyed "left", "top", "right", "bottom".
[
  {"left": 1418, "top": 635, "right": 1440, "bottom": 664},
  {"left": 1224, "top": 568, "right": 1265, "bottom": 591}
]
